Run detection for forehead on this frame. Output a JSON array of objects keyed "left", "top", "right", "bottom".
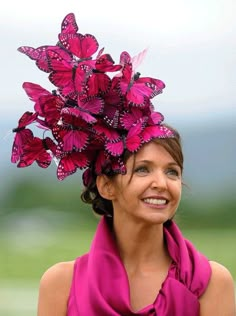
[{"left": 129, "top": 142, "right": 175, "bottom": 163}]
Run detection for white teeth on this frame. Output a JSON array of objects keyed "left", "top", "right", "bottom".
[{"left": 143, "top": 198, "right": 167, "bottom": 205}]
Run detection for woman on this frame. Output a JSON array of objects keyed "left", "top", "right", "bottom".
[
  {"left": 37, "top": 136, "right": 235, "bottom": 315},
  {"left": 11, "top": 12, "right": 235, "bottom": 316}
]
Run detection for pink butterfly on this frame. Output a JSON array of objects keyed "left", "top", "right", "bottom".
[
  {"left": 121, "top": 108, "right": 164, "bottom": 130},
  {"left": 18, "top": 137, "right": 56, "bottom": 168},
  {"left": 62, "top": 129, "right": 89, "bottom": 152},
  {"left": 93, "top": 119, "right": 120, "bottom": 142},
  {"left": 116, "top": 48, "right": 147, "bottom": 77},
  {"left": 58, "top": 33, "right": 99, "bottom": 59},
  {"left": 23, "top": 82, "right": 65, "bottom": 128},
  {"left": 85, "top": 54, "right": 122, "bottom": 97},
  {"left": 94, "top": 151, "right": 126, "bottom": 176},
  {"left": 11, "top": 112, "right": 38, "bottom": 163},
  {"left": 105, "top": 122, "right": 143, "bottom": 156},
  {"left": 120, "top": 108, "right": 148, "bottom": 130},
  {"left": 52, "top": 113, "right": 89, "bottom": 153},
  {"left": 57, "top": 151, "right": 89, "bottom": 180},
  {"left": 118, "top": 63, "right": 165, "bottom": 107},
  {"left": 95, "top": 54, "right": 122, "bottom": 73},
  {"left": 61, "top": 95, "right": 104, "bottom": 124},
  {"left": 47, "top": 49, "right": 93, "bottom": 97},
  {"left": 18, "top": 45, "right": 70, "bottom": 73}
]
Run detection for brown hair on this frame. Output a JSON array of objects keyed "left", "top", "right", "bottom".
[{"left": 81, "top": 125, "right": 183, "bottom": 217}]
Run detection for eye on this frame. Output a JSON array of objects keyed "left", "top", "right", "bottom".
[
  {"left": 166, "top": 168, "right": 180, "bottom": 178},
  {"left": 134, "top": 165, "right": 149, "bottom": 175}
]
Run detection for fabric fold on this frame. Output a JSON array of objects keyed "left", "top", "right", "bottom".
[{"left": 67, "top": 217, "right": 211, "bottom": 315}]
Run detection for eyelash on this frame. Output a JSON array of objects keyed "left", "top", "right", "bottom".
[
  {"left": 166, "top": 168, "right": 180, "bottom": 177},
  {"left": 134, "top": 166, "right": 149, "bottom": 174},
  {"left": 134, "top": 166, "right": 180, "bottom": 178}
]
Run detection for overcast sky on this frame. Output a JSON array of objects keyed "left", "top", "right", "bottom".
[{"left": 1, "top": 0, "right": 236, "bottom": 126}]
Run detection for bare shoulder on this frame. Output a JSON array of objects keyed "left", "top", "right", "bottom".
[
  {"left": 37, "top": 261, "right": 75, "bottom": 316},
  {"left": 199, "top": 261, "right": 236, "bottom": 316}
]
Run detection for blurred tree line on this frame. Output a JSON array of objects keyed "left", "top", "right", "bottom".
[{"left": 1, "top": 174, "right": 235, "bottom": 230}]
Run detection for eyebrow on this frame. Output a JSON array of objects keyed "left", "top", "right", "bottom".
[{"left": 136, "top": 159, "right": 179, "bottom": 166}]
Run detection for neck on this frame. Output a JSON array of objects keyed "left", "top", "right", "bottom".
[{"left": 112, "top": 215, "right": 170, "bottom": 273}]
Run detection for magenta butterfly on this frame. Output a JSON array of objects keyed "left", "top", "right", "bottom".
[
  {"left": 47, "top": 49, "right": 93, "bottom": 98},
  {"left": 58, "top": 32, "right": 99, "bottom": 60},
  {"left": 120, "top": 108, "right": 164, "bottom": 130},
  {"left": 52, "top": 113, "right": 90, "bottom": 154},
  {"left": 23, "top": 82, "right": 64, "bottom": 127},
  {"left": 105, "top": 122, "right": 144, "bottom": 156},
  {"left": 86, "top": 54, "right": 122, "bottom": 97},
  {"left": 17, "top": 45, "right": 71, "bottom": 73},
  {"left": 60, "top": 95, "right": 104, "bottom": 124},
  {"left": 93, "top": 119, "right": 120, "bottom": 142},
  {"left": 94, "top": 151, "right": 126, "bottom": 176},
  {"left": 118, "top": 62, "right": 165, "bottom": 107},
  {"left": 11, "top": 111, "right": 38, "bottom": 163},
  {"left": 57, "top": 151, "right": 90, "bottom": 180},
  {"left": 18, "top": 137, "right": 56, "bottom": 168}
]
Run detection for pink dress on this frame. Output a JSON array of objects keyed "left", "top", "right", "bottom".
[{"left": 67, "top": 217, "right": 211, "bottom": 315}]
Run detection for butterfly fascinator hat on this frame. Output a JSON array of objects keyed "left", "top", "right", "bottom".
[{"left": 11, "top": 13, "right": 174, "bottom": 184}]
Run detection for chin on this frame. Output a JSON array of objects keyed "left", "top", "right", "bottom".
[{"left": 139, "top": 212, "right": 172, "bottom": 225}]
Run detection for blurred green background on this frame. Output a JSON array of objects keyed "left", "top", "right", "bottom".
[{"left": 0, "top": 172, "right": 235, "bottom": 315}]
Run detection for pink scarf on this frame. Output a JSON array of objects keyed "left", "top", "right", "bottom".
[{"left": 68, "top": 217, "right": 211, "bottom": 315}]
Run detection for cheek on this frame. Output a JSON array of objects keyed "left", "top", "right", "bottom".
[
  {"left": 171, "top": 182, "right": 182, "bottom": 199},
  {"left": 177, "top": 186, "right": 182, "bottom": 201}
]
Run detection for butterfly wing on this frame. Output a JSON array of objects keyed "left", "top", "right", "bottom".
[
  {"left": 60, "top": 13, "right": 78, "bottom": 34},
  {"left": 57, "top": 151, "right": 89, "bottom": 180},
  {"left": 58, "top": 33, "right": 99, "bottom": 59},
  {"left": 63, "top": 130, "right": 89, "bottom": 152},
  {"left": 147, "top": 111, "right": 164, "bottom": 125},
  {"left": 125, "top": 122, "right": 143, "bottom": 152},
  {"left": 11, "top": 129, "right": 34, "bottom": 163},
  {"left": 141, "top": 125, "right": 175, "bottom": 143},
  {"left": 86, "top": 72, "right": 111, "bottom": 96},
  {"left": 61, "top": 106, "right": 97, "bottom": 124},
  {"left": 15, "top": 111, "right": 38, "bottom": 129},
  {"left": 38, "top": 94, "right": 64, "bottom": 127},
  {"left": 95, "top": 54, "right": 122, "bottom": 72},
  {"left": 11, "top": 111, "right": 38, "bottom": 163},
  {"left": 17, "top": 137, "right": 53, "bottom": 168},
  {"left": 105, "top": 138, "right": 124, "bottom": 157},
  {"left": 47, "top": 49, "right": 76, "bottom": 96},
  {"left": 131, "top": 48, "right": 148, "bottom": 73},
  {"left": 78, "top": 96, "right": 104, "bottom": 115},
  {"left": 93, "top": 121, "right": 120, "bottom": 141},
  {"left": 120, "top": 108, "right": 144, "bottom": 130}
]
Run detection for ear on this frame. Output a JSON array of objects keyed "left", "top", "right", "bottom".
[{"left": 96, "top": 175, "right": 115, "bottom": 200}]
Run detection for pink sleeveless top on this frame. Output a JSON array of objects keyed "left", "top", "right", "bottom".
[{"left": 67, "top": 217, "right": 211, "bottom": 315}]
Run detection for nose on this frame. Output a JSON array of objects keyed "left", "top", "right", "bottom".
[{"left": 150, "top": 171, "right": 167, "bottom": 191}]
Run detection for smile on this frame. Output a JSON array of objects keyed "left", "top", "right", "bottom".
[{"left": 143, "top": 198, "right": 168, "bottom": 205}]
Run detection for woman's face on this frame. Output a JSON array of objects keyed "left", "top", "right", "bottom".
[{"left": 110, "top": 142, "right": 182, "bottom": 225}]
